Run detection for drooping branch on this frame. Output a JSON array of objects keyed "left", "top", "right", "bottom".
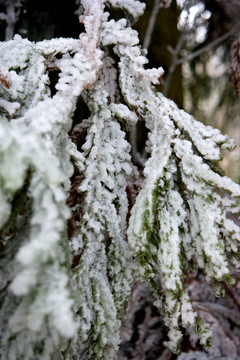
[{"left": 0, "top": 1, "right": 239, "bottom": 360}]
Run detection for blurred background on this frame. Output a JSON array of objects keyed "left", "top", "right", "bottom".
[{"left": 134, "top": 0, "right": 240, "bottom": 182}]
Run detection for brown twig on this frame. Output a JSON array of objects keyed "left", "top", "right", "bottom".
[
  {"left": 229, "top": 34, "right": 240, "bottom": 98},
  {"left": 0, "top": 65, "right": 11, "bottom": 89}
]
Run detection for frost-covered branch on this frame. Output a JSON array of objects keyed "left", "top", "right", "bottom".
[{"left": 0, "top": 0, "right": 239, "bottom": 359}]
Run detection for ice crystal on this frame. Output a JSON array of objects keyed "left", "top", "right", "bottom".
[{"left": 0, "top": 0, "right": 239, "bottom": 359}]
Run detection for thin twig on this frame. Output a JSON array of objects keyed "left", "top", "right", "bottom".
[
  {"left": 163, "top": 29, "right": 186, "bottom": 96},
  {"left": 143, "top": 0, "right": 161, "bottom": 50},
  {"left": 176, "top": 21, "right": 240, "bottom": 65},
  {"left": 163, "top": 20, "right": 240, "bottom": 96}
]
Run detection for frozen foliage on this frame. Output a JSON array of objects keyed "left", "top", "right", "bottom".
[
  {"left": 106, "top": 0, "right": 145, "bottom": 23},
  {"left": 66, "top": 82, "right": 134, "bottom": 360},
  {"left": 118, "top": 276, "right": 240, "bottom": 359},
  {"left": 0, "top": 0, "right": 239, "bottom": 359}
]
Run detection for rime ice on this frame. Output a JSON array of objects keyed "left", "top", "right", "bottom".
[{"left": 0, "top": 0, "right": 239, "bottom": 359}]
